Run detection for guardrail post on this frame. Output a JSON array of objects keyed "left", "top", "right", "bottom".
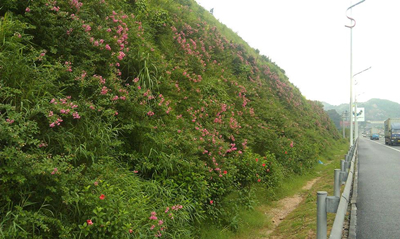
[
  {"left": 334, "top": 169, "right": 341, "bottom": 197},
  {"left": 316, "top": 142, "right": 358, "bottom": 239},
  {"left": 340, "top": 160, "right": 347, "bottom": 183},
  {"left": 317, "top": 191, "right": 328, "bottom": 239}
]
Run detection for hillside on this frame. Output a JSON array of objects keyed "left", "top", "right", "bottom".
[
  {"left": 0, "top": 0, "right": 340, "bottom": 237},
  {"left": 323, "top": 98, "right": 400, "bottom": 121}
]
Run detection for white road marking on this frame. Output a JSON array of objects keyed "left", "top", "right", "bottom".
[{"left": 367, "top": 139, "right": 400, "bottom": 152}]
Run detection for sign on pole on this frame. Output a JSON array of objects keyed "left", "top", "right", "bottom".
[{"left": 352, "top": 107, "right": 365, "bottom": 122}]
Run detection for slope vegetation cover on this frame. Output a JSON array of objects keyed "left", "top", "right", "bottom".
[{"left": 0, "top": 0, "right": 339, "bottom": 238}]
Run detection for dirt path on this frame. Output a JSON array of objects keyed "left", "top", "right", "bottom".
[{"left": 260, "top": 177, "right": 321, "bottom": 238}]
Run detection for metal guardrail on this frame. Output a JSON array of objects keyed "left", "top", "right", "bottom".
[{"left": 317, "top": 142, "right": 358, "bottom": 239}]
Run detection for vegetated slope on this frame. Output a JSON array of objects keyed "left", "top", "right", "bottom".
[{"left": 0, "top": 0, "right": 339, "bottom": 238}]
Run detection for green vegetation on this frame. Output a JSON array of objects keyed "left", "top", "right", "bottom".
[
  {"left": 266, "top": 142, "right": 347, "bottom": 238},
  {"left": 1, "top": 0, "right": 340, "bottom": 238}
]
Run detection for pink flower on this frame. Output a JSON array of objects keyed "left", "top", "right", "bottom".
[
  {"left": 150, "top": 225, "right": 155, "bottom": 230},
  {"left": 99, "top": 194, "right": 105, "bottom": 200},
  {"left": 25, "top": 7, "right": 31, "bottom": 12},
  {"left": 51, "top": 168, "right": 58, "bottom": 175},
  {"left": 87, "top": 219, "right": 93, "bottom": 225},
  {"left": 112, "top": 95, "right": 119, "bottom": 101},
  {"left": 105, "top": 44, "right": 111, "bottom": 51},
  {"left": 38, "top": 143, "right": 47, "bottom": 148},
  {"left": 49, "top": 122, "right": 56, "bottom": 128},
  {"left": 158, "top": 220, "right": 163, "bottom": 225},
  {"left": 82, "top": 24, "right": 91, "bottom": 32},
  {"left": 73, "top": 112, "right": 80, "bottom": 119},
  {"left": 94, "top": 181, "right": 99, "bottom": 186},
  {"left": 100, "top": 86, "right": 109, "bottom": 95},
  {"left": 56, "top": 118, "right": 63, "bottom": 125},
  {"left": 290, "top": 141, "right": 294, "bottom": 148},
  {"left": 117, "top": 51, "right": 126, "bottom": 60},
  {"left": 210, "top": 200, "right": 213, "bottom": 205},
  {"left": 133, "top": 170, "right": 138, "bottom": 173},
  {"left": 129, "top": 229, "right": 133, "bottom": 234}
]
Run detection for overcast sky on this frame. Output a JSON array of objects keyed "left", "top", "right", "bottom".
[{"left": 195, "top": 0, "right": 400, "bottom": 106}]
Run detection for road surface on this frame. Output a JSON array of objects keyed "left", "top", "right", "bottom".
[{"left": 357, "top": 136, "right": 400, "bottom": 238}]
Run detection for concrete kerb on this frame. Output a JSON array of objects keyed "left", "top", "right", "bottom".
[{"left": 348, "top": 150, "right": 359, "bottom": 239}]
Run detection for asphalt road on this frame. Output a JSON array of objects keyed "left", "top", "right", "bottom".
[{"left": 357, "top": 137, "right": 400, "bottom": 239}]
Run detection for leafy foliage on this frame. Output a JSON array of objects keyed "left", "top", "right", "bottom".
[{"left": 0, "top": 0, "right": 339, "bottom": 238}]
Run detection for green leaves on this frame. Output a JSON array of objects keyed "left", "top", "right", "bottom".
[{"left": 0, "top": 0, "right": 340, "bottom": 237}]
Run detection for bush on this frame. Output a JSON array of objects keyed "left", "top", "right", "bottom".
[{"left": 0, "top": 0, "right": 340, "bottom": 237}]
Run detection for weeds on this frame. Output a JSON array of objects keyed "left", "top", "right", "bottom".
[{"left": 1, "top": 0, "right": 341, "bottom": 237}]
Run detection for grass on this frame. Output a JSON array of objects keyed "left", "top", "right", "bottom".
[{"left": 199, "top": 140, "right": 349, "bottom": 239}]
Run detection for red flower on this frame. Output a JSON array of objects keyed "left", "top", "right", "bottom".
[
  {"left": 262, "top": 163, "right": 266, "bottom": 167},
  {"left": 223, "top": 170, "right": 227, "bottom": 174},
  {"left": 99, "top": 194, "right": 105, "bottom": 200},
  {"left": 257, "top": 179, "right": 261, "bottom": 182},
  {"left": 87, "top": 219, "right": 93, "bottom": 225},
  {"left": 285, "top": 151, "right": 287, "bottom": 154},
  {"left": 129, "top": 229, "right": 133, "bottom": 233},
  {"left": 255, "top": 158, "right": 258, "bottom": 162},
  {"left": 210, "top": 200, "right": 214, "bottom": 205}
]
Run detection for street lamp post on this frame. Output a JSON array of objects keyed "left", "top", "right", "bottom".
[{"left": 345, "top": 0, "right": 366, "bottom": 146}]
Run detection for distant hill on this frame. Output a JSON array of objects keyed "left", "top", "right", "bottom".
[{"left": 323, "top": 98, "right": 400, "bottom": 121}]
